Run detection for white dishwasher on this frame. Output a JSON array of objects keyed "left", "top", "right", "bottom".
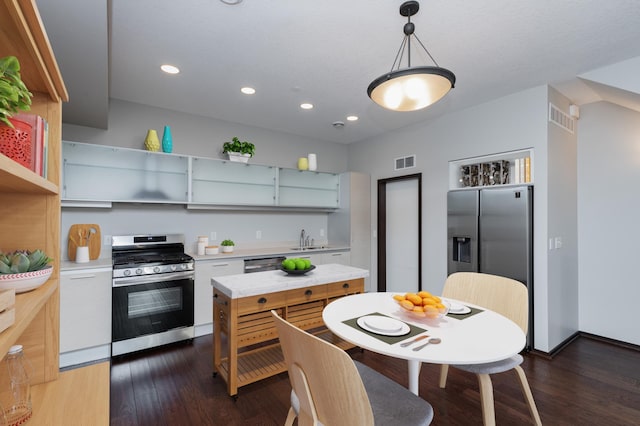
[{"left": 59, "top": 267, "right": 112, "bottom": 368}]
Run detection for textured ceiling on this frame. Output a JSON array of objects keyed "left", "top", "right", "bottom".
[{"left": 38, "top": 0, "right": 640, "bottom": 144}]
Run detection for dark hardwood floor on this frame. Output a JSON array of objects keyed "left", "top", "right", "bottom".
[{"left": 110, "top": 335, "right": 640, "bottom": 425}]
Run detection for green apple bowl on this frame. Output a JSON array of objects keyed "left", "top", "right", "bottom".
[{"left": 280, "top": 265, "right": 316, "bottom": 275}]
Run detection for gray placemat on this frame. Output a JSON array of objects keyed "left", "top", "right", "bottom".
[
  {"left": 343, "top": 312, "right": 427, "bottom": 345},
  {"left": 446, "top": 306, "right": 484, "bottom": 320}
]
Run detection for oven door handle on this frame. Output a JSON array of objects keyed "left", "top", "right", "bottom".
[{"left": 113, "top": 271, "right": 194, "bottom": 287}]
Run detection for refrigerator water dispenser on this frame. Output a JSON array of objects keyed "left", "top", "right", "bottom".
[{"left": 452, "top": 236, "right": 471, "bottom": 263}]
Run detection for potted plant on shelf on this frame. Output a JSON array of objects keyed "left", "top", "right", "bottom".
[
  {"left": 1, "top": 56, "right": 35, "bottom": 168},
  {"left": 222, "top": 137, "right": 255, "bottom": 163},
  {"left": 0, "top": 56, "right": 32, "bottom": 128},
  {"left": 220, "top": 239, "right": 235, "bottom": 253}
]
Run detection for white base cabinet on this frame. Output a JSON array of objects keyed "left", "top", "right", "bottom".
[
  {"left": 194, "top": 259, "right": 243, "bottom": 335},
  {"left": 60, "top": 268, "right": 112, "bottom": 368},
  {"left": 322, "top": 251, "right": 351, "bottom": 265}
]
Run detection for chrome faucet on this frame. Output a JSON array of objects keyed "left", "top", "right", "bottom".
[{"left": 300, "top": 229, "right": 306, "bottom": 248}]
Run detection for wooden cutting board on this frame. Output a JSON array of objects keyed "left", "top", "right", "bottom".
[{"left": 68, "top": 224, "right": 101, "bottom": 261}]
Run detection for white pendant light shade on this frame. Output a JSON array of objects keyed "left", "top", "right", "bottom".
[
  {"left": 368, "top": 66, "right": 455, "bottom": 111},
  {"left": 368, "top": 1, "right": 455, "bottom": 112}
]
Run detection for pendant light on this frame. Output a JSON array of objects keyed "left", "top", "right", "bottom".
[{"left": 367, "top": 1, "right": 455, "bottom": 112}]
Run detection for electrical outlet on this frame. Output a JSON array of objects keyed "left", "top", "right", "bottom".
[
  {"left": 320, "top": 228, "right": 325, "bottom": 237},
  {"left": 549, "top": 238, "right": 554, "bottom": 250},
  {"left": 555, "top": 237, "right": 563, "bottom": 249},
  {"left": 104, "top": 235, "right": 112, "bottom": 246},
  {"left": 210, "top": 231, "right": 217, "bottom": 241},
  {"left": 256, "top": 230, "right": 262, "bottom": 240}
]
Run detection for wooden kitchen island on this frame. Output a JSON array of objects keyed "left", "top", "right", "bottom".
[{"left": 212, "top": 264, "right": 369, "bottom": 396}]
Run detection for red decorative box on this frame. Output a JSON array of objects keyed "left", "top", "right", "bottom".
[{"left": 0, "top": 117, "right": 34, "bottom": 170}]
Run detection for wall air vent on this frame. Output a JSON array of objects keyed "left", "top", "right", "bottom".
[
  {"left": 394, "top": 155, "right": 416, "bottom": 170},
  {"left": 549, "top": 103, "right": 575, "bottom": 134}
]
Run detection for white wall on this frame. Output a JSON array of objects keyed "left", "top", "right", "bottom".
[
  {"left": 63, "top": 99, "right": 349, "bottom": 172},
  {"left": 348, "top": 85, "right": 567, "bottom": 351},
  {"left": 578, "top": 101, "right": 640, "bottom": 345},
  {"left": 546, "top": 87, "right": 579, "bottom": 349}
]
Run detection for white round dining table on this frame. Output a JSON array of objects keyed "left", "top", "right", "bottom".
[{"left": 322, "top": 292, "right": 526, "bottom": 395}]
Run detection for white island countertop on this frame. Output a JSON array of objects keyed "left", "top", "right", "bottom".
[{"left": 211, "top": 264, "right": 369, "bottom": 298}]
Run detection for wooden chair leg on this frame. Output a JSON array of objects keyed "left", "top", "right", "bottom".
[
  {"left": 284, "top": 406, "right": 297, "bottom": 426},
  {"left": 514, "top": 366, "right": 542, "bottom": 426},
  {"left": 439, "top": 364, "right": 450, "bottom": 388},
  {"left": 477, "top": 373, "right": 496, "bottom": 426}
]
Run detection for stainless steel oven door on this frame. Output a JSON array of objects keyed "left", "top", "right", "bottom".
[{"left": 112, "top": 271, "right": 194, "bottom": 345}]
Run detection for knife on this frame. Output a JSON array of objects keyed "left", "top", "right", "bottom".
[{"left": 399, "top": 334, "right": 430, "bottom": 347}]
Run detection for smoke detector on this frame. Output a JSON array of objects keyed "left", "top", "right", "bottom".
[{"left": 332, "top": 121, "right": 345, "bottom": 128}]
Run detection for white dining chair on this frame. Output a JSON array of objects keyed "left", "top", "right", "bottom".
[
  {"left": 271, "top": 310, "right": 434, "bottom": 426},
  {"left": 439, "top": 272, "right": 542, "bottom": 426}
]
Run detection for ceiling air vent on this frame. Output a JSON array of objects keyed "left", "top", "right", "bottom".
[
  {"left": 394, "top": 155, "right": 416, "bottom": 170},
  {"left": 549, "top": 103, "right": 575, "bottom": 134}
]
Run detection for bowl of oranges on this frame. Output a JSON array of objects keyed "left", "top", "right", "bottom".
[{"left": 393, "top": 291, "right": 450, "bottom": 320}]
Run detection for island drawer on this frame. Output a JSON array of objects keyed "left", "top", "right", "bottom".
[
  {"left": 327, "top": 279, "right": 364, "bottom": 298},
  {"left": 236, "top": 290, "right": 287, "bottom": 315}
]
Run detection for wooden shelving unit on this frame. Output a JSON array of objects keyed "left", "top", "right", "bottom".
[{"left": 1, "top": 0, "right": 109, "bottom": 422}]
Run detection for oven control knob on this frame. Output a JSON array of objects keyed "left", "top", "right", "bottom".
[
  {"left": 180, "top": 264, "right": 187, "bottom": 270},
  {"left": 136, "top": 268, "right": 143, "bottom": 275},
  {"left": 124, "top": 270, "right": 131, "bottom": 276},
  {"left": 171, "top": 265, "right": 177, "bottom": 271},
  {"left": 153, "top": 266, "right": 161, "bottom": 273}
]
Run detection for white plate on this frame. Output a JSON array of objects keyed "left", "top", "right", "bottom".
[
  {"left": 447, "top": 301, "right": 471, "bottom": 315},
  {"left": 357, "top": 316, "right": 410, "bottom": 336}
]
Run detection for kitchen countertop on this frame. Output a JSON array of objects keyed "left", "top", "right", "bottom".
[
  {"left": 60, "top": 258, "right": 113, "bottom": 271},
  {"left": 211, "top": 263, "right": 369, "bottom": 298},
  {"left": 59, "top": 245, "right": 351, "bottom": 271},
  {"left": 190, "top": 245, "right": 350, "bottom": 261}
]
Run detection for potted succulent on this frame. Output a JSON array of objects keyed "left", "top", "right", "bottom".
[
  {"left": 0, "top": 249, "right": 53, "bottom": 293},
  {"left": 220, "top": 239, "right": 235, "bottom": 253},
  {"left": 0, "top": 56, "right": 32, "bottom": 128},
  {"left": 222, "top": 137, "right": 255, "bottom": 163}
]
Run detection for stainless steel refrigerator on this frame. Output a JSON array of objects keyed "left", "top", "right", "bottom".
[{"left": 447, "top": 186, "right": 533, "bottom": 348}]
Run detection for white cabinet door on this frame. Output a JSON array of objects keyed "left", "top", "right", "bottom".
[
  {"left": 323, "top": 251, "right": 351, "bottom": 265},
  {"left": 295, "top": 253, "right": 323, "bottom": 266},
  {"left": 194, "top": 259, "right": 243, "bottom": 327},
  {"left": 60, "top": 268, "right": 112, "bottom": 353}
]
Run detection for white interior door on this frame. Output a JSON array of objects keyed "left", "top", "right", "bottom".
[{"left": 385, "top": 179, "right": 419, "bottom": 293}]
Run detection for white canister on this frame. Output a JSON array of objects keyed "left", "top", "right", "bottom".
[
  {"left": 308, "top": 153, "right": 317, "bottom": 171},
  {"left": 205, "top": 246, "right": 219, "bottom": 255},
  {"left": 75, "top": 246, "right": 90, "bottom": 263},
  {"left": 197, "top": 236, "right": 208, "bottom": 255}
]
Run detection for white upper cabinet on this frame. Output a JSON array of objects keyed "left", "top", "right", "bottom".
[
  {"left": 191, "top": 156, "right": 276, "bottom": 206},
  {"left": 278, "top": 169, "right": 339, "bottom": 208},
  {"left": 62, "top": 142, "right": 340, "bottom": 209},
  {"left": 62, "top": 141, "right": 189, "bottom": 203}
]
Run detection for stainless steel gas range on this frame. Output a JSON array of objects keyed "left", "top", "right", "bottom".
[{"left": 111, "top": 234, "right": 195, "bottom": 356}]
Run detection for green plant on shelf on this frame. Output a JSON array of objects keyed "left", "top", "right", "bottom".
[
  {"left": 221, "top": 239, "right": 235, "bottom": 246},
  {"left": 0, "top": 56, "right": 33, "bottom": 127},
  {"left": 222, "top": 137, "right": 255, "bottom": 157}
]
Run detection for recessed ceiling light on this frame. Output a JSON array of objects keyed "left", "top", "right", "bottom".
[
  {"left": 241, "top": 87, "right": 256, "bottom": 95},
  {"left": 161, "top": 64, "right": 180, "bottom": 74},
  {"left": 300, "top": 103, "right": 313, "bottom": 110},
  {"left": 347, "top": 115, "right": 359, "bottom": 121}
]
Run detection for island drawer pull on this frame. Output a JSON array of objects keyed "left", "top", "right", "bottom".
[
  {"left": 305, "top": 289, "right": 313, "bottom": 296},
  {"left": 342, "top": 283, "right": 350, "bottom": 289},
  {"left": 258, "top": 297, "right": 267, "bottom": 304}
]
